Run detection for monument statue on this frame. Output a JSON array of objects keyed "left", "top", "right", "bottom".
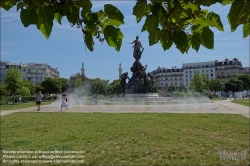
[
  {"left": 120, "top": 72, "right": 130, "bottom": 96},
  {"left": 129, "top": 36, "right": 144, "bottom": 61},
  {"left": 120, "top": 36, "right": 156, "bottom": 96}
]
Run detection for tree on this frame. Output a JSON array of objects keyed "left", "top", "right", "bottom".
[
  {"left": 1, "top": 0, "right": 249, "bottom": 53},
  {"left": 60, "top": 78, "right": 69, "bottom": 92},
  {"left": 0, "top": 84, "right": 8, "bottom": 97},
  {"left": 236, "top": 74, "right": 250, "bottom": 91},
  {"left": 3, "top": 67, "right": 23, "bottom": 96},
  {"left": 202, "top": 74, "right": 210, "bottom": 90},
  {"left": 107, "top": 79, "right": 122, "bottom": 95},
  {"left": 22, "top": 80, "right": 35, "bottom": 95},
  {"left": 178, "top": 84, "right": 188, "bottom": 92},
  {"left": 90, "top": 78, "right": 108, "bottom": 96},
  {"left": 189, "top": 70, "right": 206, "bottom": 93},
  {"left": 73, "top": 76, "right": 84, "bottom": 96},
  {"left": 210, "top": 79, "right": 225, "bottom": 92},
  {"left": 224, "top": 78, "right": 244, "bottom": 93},
  {"left": 41, "top": 77, "right": 62, "bottom": 94},
  {"left": 167, "top": 84, "right": 176, "bottom": 92},
  {"left": 16, "top": 86, "right": 30, "bottom": 96}
]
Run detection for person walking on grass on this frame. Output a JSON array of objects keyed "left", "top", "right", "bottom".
[
  {"left": 35, "top": 91, "right": 43, "bottom": 111},
  {"left": 60, "top": 94, "right": 69, "bottom": 112}
]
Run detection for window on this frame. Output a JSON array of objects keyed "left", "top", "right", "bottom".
[
  {"left": 185, "top": 71, "right": 188, "bottom": 74},
  {"left": 202, "top": 70, "right": 204, "bottom": 73},
  {"left": 186, "top": 75, "right": 188, "bottom": 78},
  {"left": 23, "top": 69, "right": 26, "bottom": 71},
  {"left": 190, "top": 71, "right": 192, "bottom": 73},
  {"left": 211, "top": 73, "right": 213, "bottom": 76},
  {"left": 175, "top": 82, "right": 177, "bottom": 85},
  {"left": 186, "top": 79, "right": 188, "bottom": 82},
  {"left": 211, "top": 69, "right": 213, "bottom": 72},
  {"left": 186, "top": 83, "right": 188, "bottom": 86}
]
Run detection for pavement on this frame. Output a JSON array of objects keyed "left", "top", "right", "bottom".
[{"left": 1, "top": 99, "right": 249, "bottom": 118}]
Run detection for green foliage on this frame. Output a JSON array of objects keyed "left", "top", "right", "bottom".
[
  {"left": 1, "top": 0, "right": 249, "bottom": 53},
  {"left": 236, "top": 74, "right": 250, "bottom": 90},
  {"left": 189, "top": 71, "right": 207, "bottom": 93},
  {"left": 224, "top": 78, "right": 244, "bottom": 92},
  {"left": 194, "top": 92, "right": 200, "bottom": 97},
  {"left": 60, "top": 78, "right": 69, "bottom": 92},
  {"left": 107, "top": 79, "right": 121, "bottom": 95},
  {"left": 186, "top": 91, "right": 192, "bottom": 97},
  {"left": 178, "top": 84, "right": 188, "bottom": 92},
  {"left": 16, "top": 86, "right": 30, "bottom": 96},
  {"left": 179, "top": 91, "right": 186, "bottom": 97},
  {"left": 210, "top": 79, "right": 225, "bottom": 91},
  {"left": 167, "top": 84, "right": 176, "bottom": 92},
  {"left": 0, "top": 84, "right": 8, "bottom": 98},
  {"left": 3, "top": 67, "right": 23, "bottom": 96},
  {"left": 22, "top": 80, "right": 35, "bottom": 95},
  {"left": 90, "top": 78, "right": 108, "bottom": 96},
  {"left": 41, "top": 77, "right": 62, "bottom": 94}
]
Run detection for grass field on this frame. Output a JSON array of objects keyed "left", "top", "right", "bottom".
[
  {"left": 0, "top": 101, "right": 52, "bottom": 111},
  {"left": 231, "top": 99, "right": 250, "bottom": 107},
  {"left": 1, "top": 113, "right": 249, "bottom": 165}
]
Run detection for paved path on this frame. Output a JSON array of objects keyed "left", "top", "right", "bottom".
[{"left": 1, "top": 99, "right": 249, "bottom": 118}]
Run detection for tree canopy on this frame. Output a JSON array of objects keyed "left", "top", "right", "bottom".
[{"left": 1, "top": 0, "right": 249, "bottom": 53}]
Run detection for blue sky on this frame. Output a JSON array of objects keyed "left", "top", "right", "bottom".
[{"left": 1, "top": 1, "right": 249, "bottom": 82}]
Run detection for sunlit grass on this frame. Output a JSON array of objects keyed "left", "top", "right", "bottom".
[
  {"left": 231, "top": 99, "right": 250, "bottom": 107},
  {"left": 1, "top": 102, "right": 52, "bottom": 111},
  {"left": 1, "top": 113, "right": 249, "bottom": 165}
]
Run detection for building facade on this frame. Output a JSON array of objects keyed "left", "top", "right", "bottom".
[
  {"left": 243, "top": 67, "right": 250, "bottom": 75},
  {"left": 21, "top": 62, "right": 60, "bottom": 84},
  {"left": 215, "top": 58, "right": 243, "bottom": 82},
  {"left": 182, "top": 61, "right": 215, "bottom": 86},
  {"left": 151, "top": 66, "right": 183, "bottom": 89},
  {"left": 0, "top": 61, "right": 21, "bottom": 83}
]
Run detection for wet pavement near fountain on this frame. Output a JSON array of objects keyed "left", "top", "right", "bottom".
[{"left": 1, "top": 99, "right": 249, "bottom": 118}]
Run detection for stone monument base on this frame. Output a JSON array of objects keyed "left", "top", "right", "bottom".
[{"left": 110, "top": 93, "right": 172, "bottom": 102}]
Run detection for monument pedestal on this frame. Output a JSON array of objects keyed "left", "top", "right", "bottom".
[{"left": 110, "top": 93, "right": 172, "bottom": 102}]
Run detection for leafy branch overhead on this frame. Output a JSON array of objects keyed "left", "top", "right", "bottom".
[{"left": 1, "top": 0, "right": 249, "bottom": 53}]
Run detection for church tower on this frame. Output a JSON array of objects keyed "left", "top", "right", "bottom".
[
  {"left": 81, "top": 63, "right": 85, "bottom": 75},
  {"left": 118, "top": 63, "right": 122, "bottom": 79}
]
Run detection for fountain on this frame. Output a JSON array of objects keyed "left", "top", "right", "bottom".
[{"left": 112, "top": 36, "right": 171, "bottom": 103}]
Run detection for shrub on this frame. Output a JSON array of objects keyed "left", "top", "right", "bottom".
[
  {"left": 194, "top": 92, "right": 200, "bottom": 97},
  {"left": 186, "top": 92, "right": 193, "bottom": 97},
  {"left": 179, "top": 92, "right": 186, "bottom": 98}
]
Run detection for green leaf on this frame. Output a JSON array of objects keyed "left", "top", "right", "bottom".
[
  {"left": 206, "top": 12, "right": 224, "bottom": 31},
  {"left": 104, "top": 25, "right": 123, "bottom": 51},
  {"left": 77, "top": 0, "right": 92, "bottom": 12},
  {"left": 194, "top": 27, "right": 214, "bottom": 49},
  {"left": 1, "top": 0, "right": 18, "bottom": 11},
  {"left": 196, "top": 0, "right": 218, "bottom": 7},
  {"left": 20, "top": 8, "right": 38, "bottom": 27},
  {"left": 141, "top": 15, "right": 159, "bottom": 32},
  {"left": 222, "top": 0, "right": 234, "bottom": 6},
  {"left": 85, "top": 31, "right": 94, "bottom": 52},
  {"left": 132, "top": 0, "right": 147, "bottom": 23},
  {"left": 148, "top": 28, "right": 161, "bottom": 46},
  {"left": 228, "top": 0, "right": 250, "bottom": 32},
  {"left": 243, "top": 23, "right": 250, "bottom": 38},
  {"left": 160, "top": 30, "right": 173, "bottom": 51},
  {"left": 36, "top": 6, "right": 54, "bottom": 39},
  {"left": 173, "top": 30, "right": 189, "bottom": 54},
  {"left": 54, "top": 12, "right": 62, "bottom": 25},
  {"left": 96, "top": 10, "right": 105, "bottom": 21},
  {"left": 16, "top": 2, "right": 25, "bottom": 11},
  {"left": 104, "top": 4, "right": 124, "bottom": 27},
  {"left": 192, "top": 35, "right": 200, "bottom": 52},
  {"left": 151, "top": 3, "right": 165, "bottom": 22}
]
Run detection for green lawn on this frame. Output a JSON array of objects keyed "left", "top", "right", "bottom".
[
  {"left": 1, "top": 113, "right": 249, "bottom": 165},
  {"left": 0, "top": 101, "right": 52, "bottom": 111},
  {"left": 231, "top": 99, "right": 250, "bottom": 107}
]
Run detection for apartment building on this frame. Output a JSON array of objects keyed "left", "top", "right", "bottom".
[
  {"left": 151, "top": 66, "right": 183, "bottom": 88},
  {"left": 21, "top": 62, "right": 60, "bottom": 84},
  {"left": 182, "top": 61, "right": 215, "bottom": 86},
  {"left": 0, "top": 61, "right": 21, "bottom": 83},
  {"left": 215, "top": 58, "right": 243, "bottom": 82}
]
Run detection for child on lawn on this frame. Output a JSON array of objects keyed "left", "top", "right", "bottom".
[{"left": 60, "top": 94, "right": 69, "bottom": 111}]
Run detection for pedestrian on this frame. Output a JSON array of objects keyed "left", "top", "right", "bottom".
[
  {"left": 229, "top": 93, "right": 232, "bottom": 100},
  {"left": 242, "top": 93, "right": 245, "bottom": 99},
  {"left": 60, "top": 94, "right": 69, "bottom": 111},
  {"left": 35, "top": 91, "right": 43, "bottom": 111}
]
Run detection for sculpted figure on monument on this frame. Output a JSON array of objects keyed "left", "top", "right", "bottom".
[
  {"left": 129, "top": 36, "right": 144, "bottom": 61},
  {"left": 120, "top": 72, "right": 130, "bottom": 96}
]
